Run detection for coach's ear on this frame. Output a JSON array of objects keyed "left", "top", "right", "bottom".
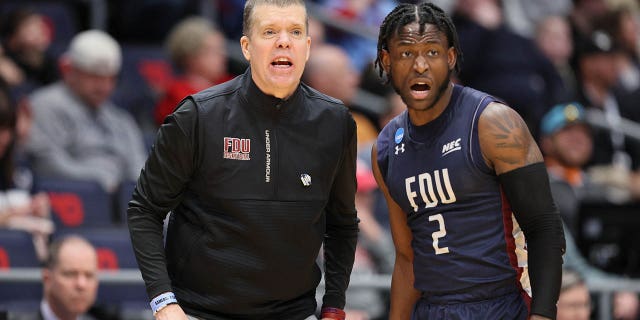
[{"left": 240, "top": 35, "right": 251, "bottom": 61}]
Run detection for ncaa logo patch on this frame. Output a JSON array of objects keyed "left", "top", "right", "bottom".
[
  {"left": 394, "top": 128, "right": 405, "bottom": 155},
  {"left": 394, "top": 128, "right": 404, "bottom": 144},
  {"left": 223, "top": 137, "right": 251, "bottom": 160}
]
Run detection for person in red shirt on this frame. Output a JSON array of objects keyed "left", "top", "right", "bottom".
[{"left": 154, "top": 17, "right": 234, "bottom": 125}]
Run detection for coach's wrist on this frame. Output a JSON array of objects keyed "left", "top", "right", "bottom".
[
  {"left": 321, "top": 307, "right": 346, "bottom": 320},
  {"left": 151, "top": 292, "right": 178, "bottom": 315}
]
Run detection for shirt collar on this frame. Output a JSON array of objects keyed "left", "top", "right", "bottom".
[
  {"left": 239, "top": 67, "right": 303, "bottom": 118},
  {"left": 41, "top": 299, "right": 83, "bottom": 320},
  {"left": 41, "top": 300, "right": 60, "bottom": 320}
]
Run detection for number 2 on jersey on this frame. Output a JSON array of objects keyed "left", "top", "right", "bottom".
[{"left": 429, "top": 213, "right": 449, "bottom": 255}]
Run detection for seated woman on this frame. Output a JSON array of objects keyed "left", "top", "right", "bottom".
[{"left": 0, "top": 83, "right": 52, "bottom": 261}]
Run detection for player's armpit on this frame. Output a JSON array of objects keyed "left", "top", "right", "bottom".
[{"left": 477, "top": 102, "right": 543, "bottom": 175}]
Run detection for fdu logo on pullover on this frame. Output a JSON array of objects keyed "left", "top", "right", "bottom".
[{"left": 223, "top": 137, "right": 251, "bottom": 160}]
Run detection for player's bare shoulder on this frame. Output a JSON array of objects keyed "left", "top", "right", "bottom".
[{"left": 477, "top": 102, "right": 543, "bottom": 174}]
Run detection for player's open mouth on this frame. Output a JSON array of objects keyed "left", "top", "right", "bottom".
[
  {"left": 410, "top": 82, "right": 431, "bottom": 99},
  {"left": 411, "top": 83, "right": 431, "bottom": 92}
]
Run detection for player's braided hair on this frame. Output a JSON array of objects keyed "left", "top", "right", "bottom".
[{"left": 375, "top": 2, "right": 463, "bottom": 83}]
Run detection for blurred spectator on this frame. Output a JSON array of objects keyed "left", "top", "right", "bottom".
[
  {"left": 36, "top": 235, "right": 98, "bottom": 320},
  {"left": 339, "top": 155, "right": 394, "bottom": 320},
  {"left": 303, "top": 43, "right": 379, "bottom": 148},
  {"left": 25, "top": 30, "right": 147, "bottom": 193},
  {"left": 540, "top": 103, "right": 640, "bottom": 319},
  {"left": 320, "top": 0, "right": 397, "bottom": 72},
  {"left": 539, "top": 103, "right": 598, "bottom": 234},
  {"left": 317, "top": 158, "right": 392, "bottom": 319},
  {"left": 453, "top": 0, "right": 567, "bottom": 139},
  {"left": 154, "top": 16, "right": 234, "bottom": 126},
  {"left": 534, "top": 15, "right": 579, "bottom": 101},
  {"left": 0, "top": 83, "right": 52, "bottom": 262},
  {"left": 567, "top": 0, "right": 611, "bottom": 71},
  {"left": 557, "top": 268, "right": 592, "bottom": 320},
  {"left": 0, "top": 44, "right": 25, "bottom": 89},
  {"left": 0, "top": 7, "right": 59, "bottom": 91},
  {"left": 598, "top": 7, "right": 640, "bottom": 93},
  {"left": 44, "top": 235, "right": 98, "bottom": 319},
  {"left": 573, "top": 28, "right": 640, "bottom": 200},
  {"left": 501, "top": 0, "right": 572, "bottom": 38},
  {"left": 308, "top": 16, "right": 327, "bottom": 45},
  {"left": 354, "top": 156, "right": 394, "bottom": 274},
  {"left": 569, "top": 0, "right": 610, "bottom": 33},
  {"left": 305, "top": 44, "right": 392, "bottom": 319}
]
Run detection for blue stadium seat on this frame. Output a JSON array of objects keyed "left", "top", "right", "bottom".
[
  {"left": 112, "top": 43, "right": 170, "bottom": 131},
  {"left": 0, "top": 230, "right": 40, "bottom": 268},
  {"left": 34, "top": 178, "right": 115, "bottom": 229},
  {"left": 55, "top": 228, "right": 137, "bottom": 269},
  {"left": 0, "top": 230, "right": 42, "bottom": 309}
]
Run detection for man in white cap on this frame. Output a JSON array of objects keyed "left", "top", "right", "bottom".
[{"left": 25, "top": 30, "right": 147, "bottom": 193}]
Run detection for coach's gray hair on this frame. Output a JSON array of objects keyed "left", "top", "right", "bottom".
[{"left": 242, "top": 0, "right": 308, "bottom": 36}]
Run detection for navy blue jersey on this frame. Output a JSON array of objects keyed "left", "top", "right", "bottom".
[{"left": 377, "top": 85, "right": 530, "bottom": 302}]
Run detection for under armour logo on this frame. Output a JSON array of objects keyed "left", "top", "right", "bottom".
[
  {"left": 395, "top": 143, "right": 405, "bottom": 155},
  {"left": 300, "top": 174, "right": 312, "bottom": 187}
]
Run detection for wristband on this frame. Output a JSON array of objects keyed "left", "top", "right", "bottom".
[
  {"left": 321, "top": 307, "right": 346, "bottom": 320},
  {"left": 150, "top": 292, "right": 178, "bottom": 314}
]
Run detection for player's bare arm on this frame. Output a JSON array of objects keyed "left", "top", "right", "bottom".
[
  {"left": 371, "top": 144, "right": 421, "bottom": 319},
  {"left": 478, "top": 102, "right": 544, "bottom": 175}
]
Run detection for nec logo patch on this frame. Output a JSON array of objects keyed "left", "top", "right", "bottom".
[
  {"left": 442, "top": 138, "right": 461, "bottom": 156},
  {"left": 223, "top": 137, "right": 251, "bottom": 160}
]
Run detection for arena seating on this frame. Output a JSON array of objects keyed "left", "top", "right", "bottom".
[
  {"left": 34, "top": 178, "right": 115, "bottom": 229},
  {"left": 0, "top": 230, "right": 42, "bottom": 311}
]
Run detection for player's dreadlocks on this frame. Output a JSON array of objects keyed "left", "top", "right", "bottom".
[{"left": 375, "top": 2, "right": 463, "bottom": 83}]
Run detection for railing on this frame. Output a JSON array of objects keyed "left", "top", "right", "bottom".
[
  {"left": 2, "top": 268, "right": 640, "bottom": 319},
  {"left": 586, "top": 108, "right": 640, "bottom": 143}
]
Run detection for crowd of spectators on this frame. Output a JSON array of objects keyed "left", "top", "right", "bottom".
[{"left": 0, "top": 0, "right": 639, "bottom": 319}]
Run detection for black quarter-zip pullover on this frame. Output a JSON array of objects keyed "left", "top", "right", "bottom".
[{"left": 128, "top": 68, "right": 359, "bottom": 319}]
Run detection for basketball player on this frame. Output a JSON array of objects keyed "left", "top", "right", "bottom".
[{"left": 371, "top": 3, "right": 565, "bottom": 319}]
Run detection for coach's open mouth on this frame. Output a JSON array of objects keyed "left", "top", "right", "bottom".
[{"left": 271, "top": 57, "right": 292, "bottom": 67}]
